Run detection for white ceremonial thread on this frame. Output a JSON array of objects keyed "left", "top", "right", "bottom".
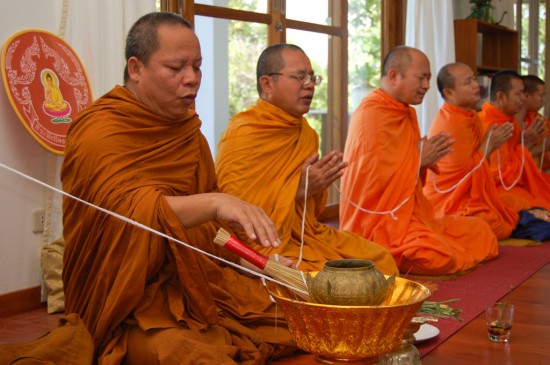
[
  {"left": 335, "top": 140, "right": 424, "bottom": 221},
  {"left": 57, "top": 0, "right": 69, "bottom": 38},
  {"left": 296, "top": 165, "right": 310, "bottom": 270},
  {"left": 497, "top": 129, "right": 525, "bottom": 191},
  {"left": 430, "top": 129, "right": 494, "bottom": 194},
  {"left": 540, "top": 137, "right": 546, "bottom": 171},
  {"left": 0, "top": 161, "right": 308, "bottom": 296}
]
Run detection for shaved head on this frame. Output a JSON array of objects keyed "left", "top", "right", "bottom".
[
  {"left": 380, "top": 46, "right": 431, "bottom": 105},
  {"left": 522, "top": 74, "right": 545, "bottom": 94},
  {"left": 382, "top": 46, "right": 415, "bottom": 77},
  {"left": 437, "top": 62, "right": 466, "bottom": 99}
]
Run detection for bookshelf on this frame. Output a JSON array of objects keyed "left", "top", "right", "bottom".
[{"left": 454, "top": 18, "right": 519, "bottom": 75}]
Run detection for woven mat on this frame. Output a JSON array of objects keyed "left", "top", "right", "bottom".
[{"left": 417, "top": 242, "right": 550, "bottom": 358}]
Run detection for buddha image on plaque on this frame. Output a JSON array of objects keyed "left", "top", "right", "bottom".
[{"left": 41, "top": 69, "right": 72, "bottom": 122}]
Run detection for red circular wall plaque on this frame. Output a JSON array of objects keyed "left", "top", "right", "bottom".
[{"left": 1, "top": 29, "right": 92, "bottom": 155}]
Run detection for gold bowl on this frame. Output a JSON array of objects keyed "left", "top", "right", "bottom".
[{"left": 265, "top": 276, "right": 431, "bottom": 364}]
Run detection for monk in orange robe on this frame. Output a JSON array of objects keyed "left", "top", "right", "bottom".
[
  {"left": 61, "top": 13, "right": 295, "bottom": 364},
  {"left": 478, "top": 70, "right": 550, "bottom": 210},
  {"left": 517, "top": 75, "right": 550, "bottom": 172},
  {"left": 424, "top": 62, "right": 527, "bottom": 240},
  {"left": 216, "top": 44, "right": 398, "bottom": 275},
  {"left": 340, "top": 47, "right": 499, "bottom": 276}
]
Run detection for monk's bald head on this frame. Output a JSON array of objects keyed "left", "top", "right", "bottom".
[
  {"left": 380, "top": 46, "right": 431, "bottom": 105},
  {"left": 381, "top": 46, "right": 416, "bottom": 77},
  {"left": 490, "top": 70, "right": 522, "bottom": 101},
  {"left": 437, "top": 63, "right": 458, "bottom": 98},
  {"left": 256, "top": 43, "right": 305, "bottom": 96},
  {"left": 436, "top": 63, "right": 479, "bottom": 108},
  {"left": 522, "top": 74, "right": 545, "bottom": 94}
]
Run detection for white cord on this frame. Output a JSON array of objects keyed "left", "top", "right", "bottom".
[
  {"left": 539, "top": 137, "right": 546, "bottom": 171},
  {"left": 295, "top": 165, "right": 310, "bottom": 270},
  {"left": 497, "top": 129, "right": 525, "bottom": 191},
  {"left": 429, "top": 128, "right": 493, "bottom": 194},
  {"left": 0, "top": 161, "right": 308, "bottom": 296},
  {"left": 336, "top": 140, "right": 424, "bottom": 220},
  {"left": 57, "top": 0, "right": 69, "bottom": 39}
]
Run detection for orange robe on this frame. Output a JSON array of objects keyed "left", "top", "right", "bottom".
[
  {"left": 478, "top": 102, "right": 550, "bottom": 210},
  {"left": 215, "top": 98, "right": 398, "bottom": 275},
  {"left": 61, "top": 86, "right": 293, "bottom": 365},
  {"left": 523, "top": 110, "right": 550, "bottom": 172},
  {"left": 424, "top": 102, "right": 524, "bottom": 240},
  {"left": 340, "top": 89, "right": 498, "bottom": 276}
]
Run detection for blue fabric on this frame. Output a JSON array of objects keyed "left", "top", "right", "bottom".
[{"left": 511, "top": 208, "right": 550, "bottom": 241}]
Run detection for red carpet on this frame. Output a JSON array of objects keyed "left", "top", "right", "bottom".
[
  {"left": 271, "top": 242, "right": 550, "bottom": 364},
  {"left": 416, "top": 242, "right": 550, "bottom": 357}
]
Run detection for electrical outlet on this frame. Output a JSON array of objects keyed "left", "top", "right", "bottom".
[{"left": 32, "top": 208, "right": 45, "bottom": 233}]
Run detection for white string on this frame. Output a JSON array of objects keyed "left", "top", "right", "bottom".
[
  {"left": 539, "top": 137, "right": 546, "bottom": 171},
  {"left": 497, "top": 129, "right": 525, "bottom": 191},
  {"left": 57, "top": 0, "right": 69, "bottom": 39},
  {"left": 295, "top": 165, "right": 310, "bottom": 270},
  {"left": 335, "top": 140, "right": 424, "bottom": 221},
  {"left": 0, "top": 161, "right": 309, "bottom": 296},
  {"left": 429, "top": 129, "right": 493, "bottom": 194}
]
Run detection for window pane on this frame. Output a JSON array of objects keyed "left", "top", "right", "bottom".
[
  {"left": 287, "top": 29, "right": 328, "bottom": 154},
  {"left": 348, "top": 0, "right": 381, "bottom": 112},
  {"left": 286, "top": 0, "right": 329, "bottom": 25},
  {"left": 521, "top": 2, "right": 530, "bottom": 60},
  {"left": 196, "top": 0, "right": 267, "bottom": 13},
  {"left": 228, "top": 20, "right": 268, "bottom": 115},
  {"left": 195, "top": 15, "right": 267, "bottom": 153}
]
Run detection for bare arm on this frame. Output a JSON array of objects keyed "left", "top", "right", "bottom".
[{"left": 165, "top": 193, "right": 280, "bottom": 248}]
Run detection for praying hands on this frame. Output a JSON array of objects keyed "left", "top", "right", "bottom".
[
  {"left": 480, "top": 122, "right": 515, "bottom": 157},
  {"left": 296, "top": 151, "right": 348, "bottom": 202},
  {"left": 418, "top": 132, "right": 455, "bottom": 170}
]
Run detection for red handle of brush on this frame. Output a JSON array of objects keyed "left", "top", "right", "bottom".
[{"left": 223, "top": 235, "right": 269, "bottom": 270}]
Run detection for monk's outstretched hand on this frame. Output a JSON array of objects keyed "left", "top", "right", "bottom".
[
  {"left": 214, "top": 194, "right": 281, "bottom": 248},
  {"left": 165, "top": 193, "right": 280, "bottom": 248},
  {"left": 296, "top": 151, "right": 348, "bottom": 201},
  {"left": 419, "top": 132, "right": 454, "bottom": 168}
]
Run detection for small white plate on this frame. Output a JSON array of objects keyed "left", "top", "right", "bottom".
[{"left": 414, "top": 324, "right": 440, "bottom": 343}]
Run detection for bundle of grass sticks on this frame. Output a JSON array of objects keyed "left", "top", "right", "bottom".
[{"left": 417, "top": 299, "right": 463, "bottom": 321}]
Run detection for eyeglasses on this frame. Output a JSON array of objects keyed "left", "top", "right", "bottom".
[{"left": 268, "top": 73, "right": 323, "bottom": 86}]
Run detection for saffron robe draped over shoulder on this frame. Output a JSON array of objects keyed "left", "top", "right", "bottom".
[
  {"left": 340, "top": 89, "right": 498, "bottom": 276},
  {"left": 61, "top": 86, "right": 293, "bottom": 365},
  {"left": 424, "top": 102, "right": 523, "bottom": 240},
  {"left": 478, "top": 102, "right": 550, "bottom": 210},
  {"left": 215, "top": 98, "right": 398, "bottom": 275}
]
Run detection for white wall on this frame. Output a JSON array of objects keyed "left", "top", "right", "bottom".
[
  {"left": 0, "top": 0, "right": 220, "bottom": 298},
  {"left": 0, "top": 0, "right": 61, "bottom": 295}
]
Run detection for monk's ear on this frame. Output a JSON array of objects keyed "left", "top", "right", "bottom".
[
  {"left": 495, "top": 90, "right": 507, "bottom": 103},
  {"left": 443, "top": 88, "right": 454, "bottom": 101},
  {"left": 386, "top": 68, "right": 400, "bottom": 85},
  {"left": 127, "top": 56, "right": 141, "bottom": 82},
  {"left": 259, "top": 75, "right": 273, "bottom": 95}
]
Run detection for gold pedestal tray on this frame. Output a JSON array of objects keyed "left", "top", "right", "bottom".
[{"left": 265, "top": 276, "right": 431, "bottom": 364}]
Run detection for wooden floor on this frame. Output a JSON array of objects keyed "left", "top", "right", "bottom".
[
  {"left": 421, "top": 262, "right": 550, "bottom": 364},
  {"left": 3, "top": 263, "right": 549, "bottom": 364},
  {"left": 2, "top": 245, "right": 549, "bottom": 365}
]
